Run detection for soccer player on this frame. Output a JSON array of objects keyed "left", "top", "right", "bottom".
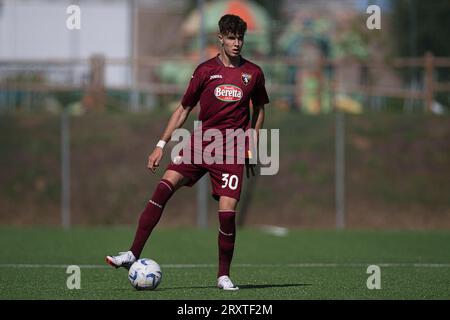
[{"left": 106, "top": 14, "right": 269, "bottom": 291}]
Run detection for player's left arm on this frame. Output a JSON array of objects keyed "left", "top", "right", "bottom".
[
  {"left": 246, "top": 104, "right": 265, "bottom": 177},
  {"left": 247, "top": 67, "right": 269, "bottom": 177},
  {"left": 251, "top": 104, "right": 265, "bottom": 139}
]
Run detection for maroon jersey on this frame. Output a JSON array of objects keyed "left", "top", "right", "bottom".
[
  {"left": 182, "top": 54, "right": 269, "bottom": 132},
  {"left": 181, "top": 54, "right": 269, "bottom": 160},
  {"left": 168, "top": 55, "right": 268, "bottom": 200}
]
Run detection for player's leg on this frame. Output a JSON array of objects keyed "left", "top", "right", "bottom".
[
  {"left": 217, "top": 196, "right": 240, "bottom": 290},
  {"left": 106, "top": 170, "right": 188, "bottom": 268},
  {"left": 218, "top": 196, "right": 238, "bottom": 278},
  {"left": 128, "top": 170, "right": 189, "bottom": 257},
  {"left": 208, "top": 164, "right": 244, "bottom": 290}
]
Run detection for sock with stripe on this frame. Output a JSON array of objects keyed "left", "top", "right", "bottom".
[
  {"left": 130, "top": 179, "right": 175, "bottom": 258},
  {"left": 217, "top": 210, "right": 236, "bottom": 277}
]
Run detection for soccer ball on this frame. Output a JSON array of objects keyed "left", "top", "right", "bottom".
[{"left": 128, "top": 258, "right": 162, "bottom": 290}]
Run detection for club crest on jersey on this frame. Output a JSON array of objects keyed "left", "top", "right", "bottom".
[
  {"left": 214, "top": 84, "right": 243, "bottom": 102},
  {"left": 241, "top": 73, "right": 252, "bottom": 86}
]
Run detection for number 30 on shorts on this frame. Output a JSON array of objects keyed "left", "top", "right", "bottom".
[{"left": 221, "top": 174, "right": 239, "bottom": 190}]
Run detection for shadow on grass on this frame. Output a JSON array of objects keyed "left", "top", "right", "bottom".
[
  {"left": 159, "top": 283, "right": 311, "bottom": 291},
  {"left": 239, "top": 283, "right": 312, "bottom": 289}
]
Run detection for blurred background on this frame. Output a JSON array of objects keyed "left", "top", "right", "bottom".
[{"left": 1, "top": 0, "right": 449, "bottom": 230}]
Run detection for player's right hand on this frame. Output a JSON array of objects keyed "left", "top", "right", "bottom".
[{"left": 147, "top": 147, "right": 163, "bottom": 173}]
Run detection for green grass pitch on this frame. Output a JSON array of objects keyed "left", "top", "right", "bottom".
[{"left": 0, "top": 227, "right": 449, "bottom": 300}]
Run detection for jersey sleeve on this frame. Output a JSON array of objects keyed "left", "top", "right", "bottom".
[
  {"left": 181, "top": 65, "right": 205, "bottom": 108},
  {"left": 250, "top": 70, "right": 270, "bottom": 106}
]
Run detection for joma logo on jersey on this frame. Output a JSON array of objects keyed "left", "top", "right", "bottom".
[{"left": 214, "top": 84, "right": 243, "bottom": 102}]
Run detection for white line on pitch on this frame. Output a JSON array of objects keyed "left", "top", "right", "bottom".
[{"left": 0, "top": 263, "right": 449, "bottom": 269}]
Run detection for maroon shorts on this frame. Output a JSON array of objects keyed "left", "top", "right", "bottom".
[{"left": 167, "top": 160, "right": 244, "bottom": 201}]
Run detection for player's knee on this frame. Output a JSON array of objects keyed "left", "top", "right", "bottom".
[
  {"left": 162, "top": 170, "right": 187, "bottom": 190},
  {"left": 219, "top": 196, "right": 238, "bottom": 211}
]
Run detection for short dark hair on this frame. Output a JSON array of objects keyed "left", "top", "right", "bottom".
[{"left": 218, "top": 14, "right": 247, "bottom": 36}]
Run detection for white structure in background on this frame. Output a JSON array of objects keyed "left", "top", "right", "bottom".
[{"left": 0, "top": 0, "right": 130, "bottom": 86}]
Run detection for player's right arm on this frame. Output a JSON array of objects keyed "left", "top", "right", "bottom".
[
  {"left": 147, "top": 104, "right": 194, "bottom": 173},
  {"left": 148, "top": 64, "right": 204, "bottom": 172}
]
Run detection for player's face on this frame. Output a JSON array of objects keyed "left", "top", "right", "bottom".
[{"left": 220, "top": 32, "right": 244, "bottom": 57}]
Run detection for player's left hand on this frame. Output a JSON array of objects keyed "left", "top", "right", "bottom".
[{"left": 245, "top": 158, "right": 256, "bottom": 178}]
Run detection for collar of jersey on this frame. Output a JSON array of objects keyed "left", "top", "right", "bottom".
[{"left": 215, "top": 54, "right": 246, "bottom": 68}]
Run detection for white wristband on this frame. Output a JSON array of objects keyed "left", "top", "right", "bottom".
[{"left": 156, "top": 140, "right": 166, "bottom": 149}]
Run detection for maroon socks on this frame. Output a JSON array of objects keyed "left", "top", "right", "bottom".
[
  {"left": 217, "top": 210, "right": 236, "bottom": 277},
  {"left": 130, "top": 179, "right": 175, "bottom": 258}
]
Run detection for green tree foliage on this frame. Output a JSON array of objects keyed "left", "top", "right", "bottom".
[
  {"left": 391, "top": 0, "right": 450, "bottom": 57},
  {"left": 391, "top": 0, "right": 450, "bottom": 108}
]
